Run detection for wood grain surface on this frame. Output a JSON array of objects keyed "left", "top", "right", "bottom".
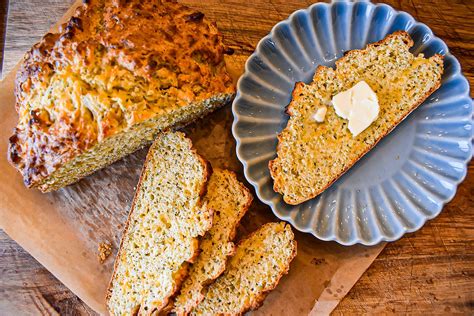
[{"left": 0, "top": 0, "right": 472, "bottom": 315}]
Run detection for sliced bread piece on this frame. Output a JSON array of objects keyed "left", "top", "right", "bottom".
[
  {"left": 106, "top": 131, "right": 213, "bottom": 315},
  {"left": 269, "top": 31, "right": 444, "bottom": 205},
  {"left": 172, "top": 169, "right": 253, "bottom": 315},
  {"left": 192, "top": 222, "right": 297, "bottom": 315}
]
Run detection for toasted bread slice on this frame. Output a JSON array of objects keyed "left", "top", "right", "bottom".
[
  {"left": 192, "top": 222, "right": 297, "bottom": 315},
  {"left": 106, "top": 131, "right": 213, "bottom": 315},
  {"left": 269, "top": 31, "right": 444, "bottom": 205},
  {"left": 173, "top": 169, "right": 253, "bottom": 315}
]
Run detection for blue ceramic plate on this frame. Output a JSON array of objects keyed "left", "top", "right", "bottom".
[{"left": 232, "top": 0, "right": 473, "bottom": 245}]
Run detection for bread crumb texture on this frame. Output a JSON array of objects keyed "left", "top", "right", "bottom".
[
  {"left": 192, "top": 222, "right": 297, "bottom": 315},
  {"left": 106, "top": 132, "right": 213, "bottom": 316},
  {"left": 269, "top": 31, "right": 443, "bottom": 205},
  {"left": 173, "top": 169, "right": 253, "bottom": 315},
  {"left": 98, "top": 241, "right": 112, "bottom": 264},
  {"left": 8, "top": 0, "right": 234, "bottom": 191}
]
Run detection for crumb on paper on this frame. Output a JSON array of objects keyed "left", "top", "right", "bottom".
[{"left": 98, "top": 241, "right": 113, "bottom": 264}]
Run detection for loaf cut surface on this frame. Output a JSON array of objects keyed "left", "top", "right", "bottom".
[
  {"left": 269, "top": 31, "right": 444, "bottom": 204},
  {"left": 106, "top": 131, "right": 213, "bottom": 315},
  {"left": 192, "top": 222, "right": 297, "bottom": 315},
  {"left": 173, "top": 169, "right": 253, "bottom": 315},
  {"left": 8, "top": 0, "right": 234, "bottom": 191}
]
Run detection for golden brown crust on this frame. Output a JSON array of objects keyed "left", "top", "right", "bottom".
[
  {"left": 105, "top": 131, "right": 213, "bottom": 315},
  {"left": 269, "top": 31, "right": 444, "bottom": 205},
  {"left": 9, "top": 0, "right": 234, "bottom": 189}
]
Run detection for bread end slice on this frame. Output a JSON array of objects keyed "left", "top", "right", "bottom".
[
  {"left": 106, "top": 131, "right": 213, "bottom": 315},
  {"left": 192, "top": 222, "right": 297, "bottom": 315}
]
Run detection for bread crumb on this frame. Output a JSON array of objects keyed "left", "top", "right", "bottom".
[
  {"left": 98, "top": 241, "right": 112, "bottom": 264},
  {"left": 312, "top": 106, "right": 327, "bottom": 123}
]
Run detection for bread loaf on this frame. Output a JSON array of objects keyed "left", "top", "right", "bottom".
[
  {"left": 8, "top": 0, "right": 234, "bottom": 191},
  {"left": 269, "top": 31, "right": 443, "bottom": 205},
  {"left": 173, "top": 169, "right": 253, "bottom": 315},
  {"left": 106, "top": 131, "right": 213, "bottom": 315},
  {"left": 192, "top": 222, "right": 297, "bottom": 315}
]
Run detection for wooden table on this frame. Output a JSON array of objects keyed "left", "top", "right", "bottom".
[{"left": 0, "top": 0, "right": 472, "bottom": 314}]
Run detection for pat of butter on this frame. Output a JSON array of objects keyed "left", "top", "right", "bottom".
[
  {"left": 312, "top": 106, "right": 327, "bottom": 122},
  {"left": 332, "top": 89, "right": 352, "bottom": 119},
  {"left": 331, "top": 81, "right": 379, "bottom": 137}
]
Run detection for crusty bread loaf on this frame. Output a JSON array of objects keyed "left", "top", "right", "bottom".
[
  {"left": 173, "top": 169, "right": 253, "bottom": 315},
  {"left": 106, "top": 131, "right": 213, "bottom": 315},
  {"left": 269, "top": 31, "right": 444, "bottom": 205},
  {"left": 8, "top": 0, "right": 234, "bottom": 192},
  {"left": 192, "top": 222, "right": 297, "bottom": 315}
]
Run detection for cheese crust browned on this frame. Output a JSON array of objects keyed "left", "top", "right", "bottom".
[{"left": 8, "top": 0, "right": 234, "bottom": 190}]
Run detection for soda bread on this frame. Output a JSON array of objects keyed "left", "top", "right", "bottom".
[
  {"left": 192, "top": 222, "right": 297, "bottom": 315},
  {"left": 173, "top": 169, "right": 253, "bottom": 315},
  {"left": 269, "top": 31, "right": 444, "bottom": 205},
  {"left": 8, "top": 0, "right": 234, "bottom": 191},
  {"left": 106, "top": 132, "right": 213, "bottom": 315}
]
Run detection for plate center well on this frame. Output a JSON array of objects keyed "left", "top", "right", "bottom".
[{"left": 335, "top": 112, "right": 417, "bottom": 190}]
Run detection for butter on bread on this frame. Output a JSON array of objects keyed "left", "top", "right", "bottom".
[
  {"left": 106, "top": 131, "right": 213, "bottom": 315},
  {"left": 191, "top": 222, "right": 297, "bottom": 315},
  {"left": 269, "top": 31, "right": 444, "bottom": 205},
  {"left": 172, "top": 169, "right": 253, "bottom": 315},
  {"left": 8, "top": 0, "right": 234, "bottom": 191}
]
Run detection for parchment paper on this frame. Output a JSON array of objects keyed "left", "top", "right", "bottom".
[{"left": 0, "top": 1, "right": 385, "bottom": 315}]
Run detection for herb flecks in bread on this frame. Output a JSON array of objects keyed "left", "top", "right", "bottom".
[
  {"left": 173, "top": 169, "right": 253, "bottom": 315},
  {"left": 8, "top": 0, "right": 234, "bottom": 191},
  {"left": 106, "top": 131, "right": 213, "bottom": 315},
  {"left": 192, "top": 222, "right": 297, "bottom": 315},
  {"left": 269, "top": 31, "right": 444, "bottom": 205}
]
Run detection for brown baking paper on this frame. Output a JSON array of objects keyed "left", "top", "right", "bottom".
[{"left": 0, "top": 1, "right": 385, "bottom": 315}]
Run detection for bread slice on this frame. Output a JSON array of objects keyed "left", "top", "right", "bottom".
[
  {"left": 269, "top": 31, "right": 444, "bottom": 205},
  {"left": 8, "top": 0, "right": 234, "bottom": 192},
  {"left": 106, "top": 131, "right": 213, "bottom": 315},
  {"left": 172, "top": 169, "right": 253, "bottom": 315},
  {"left": 191, "top": 222, "right": 297, "bottom": 315}
]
